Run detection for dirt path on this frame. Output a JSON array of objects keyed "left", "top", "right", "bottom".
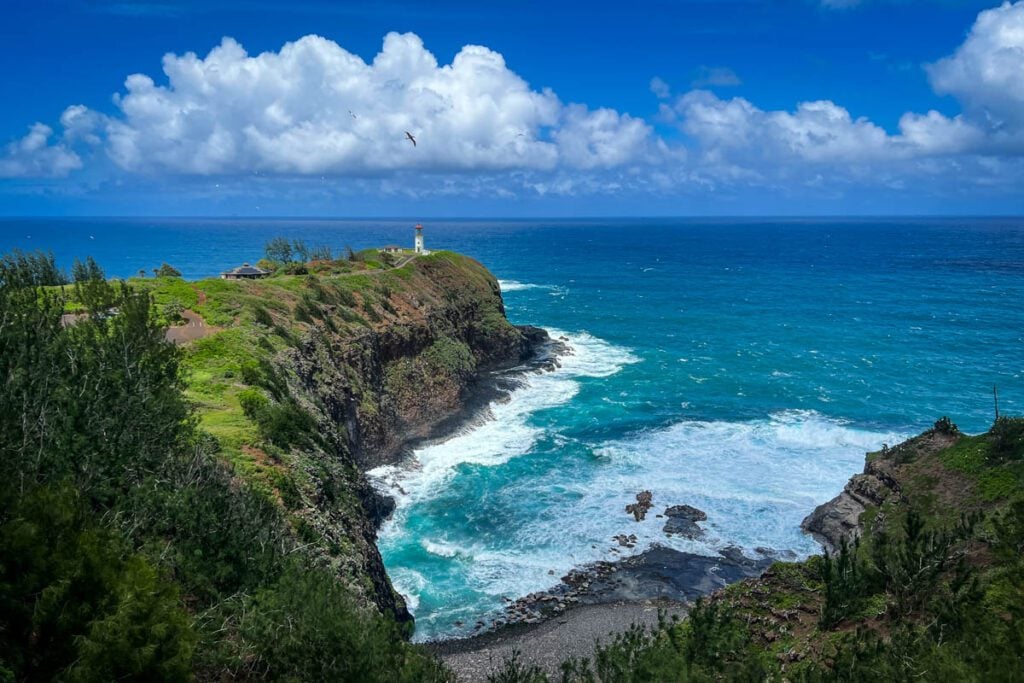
[{"left": 165, "top": 309, "right": 220, "bottom": 344}]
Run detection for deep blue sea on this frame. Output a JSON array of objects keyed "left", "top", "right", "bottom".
[{"left": 3, "top": 217, "right": 1023, "bottom": 640}]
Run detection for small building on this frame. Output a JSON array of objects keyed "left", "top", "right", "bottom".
[
  {"left": 380, "top": 245, "right": 404, "bottom": 254},
  {"left": 221, "top": 263, "right": 269, "bottom": 280}
]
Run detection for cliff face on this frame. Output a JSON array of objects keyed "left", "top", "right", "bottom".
[
  {"left": 170, "top": 252, "right": 545, "bottom": 624},
  {"left": 801, "top": 426, "right": 960, "bottom": 552},
  {"left": 286, "top": 254, "right": 541, "bottom": 470}
]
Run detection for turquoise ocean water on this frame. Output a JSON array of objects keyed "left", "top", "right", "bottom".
[{"left": 3, "top": 217, "right": 1022, "bottom": 640}]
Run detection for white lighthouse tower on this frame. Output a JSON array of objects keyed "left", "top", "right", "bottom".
[{"left": 414, "top": 223, "right": 429, "bottom": 255}]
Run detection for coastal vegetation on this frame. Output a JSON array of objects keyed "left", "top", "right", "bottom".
[{"left": 0, "top": 247, "right": 506, "bottom": 681}]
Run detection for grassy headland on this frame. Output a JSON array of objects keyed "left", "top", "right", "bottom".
[{"left": 1, "top": 246, "right": 535, "bottom": 681}]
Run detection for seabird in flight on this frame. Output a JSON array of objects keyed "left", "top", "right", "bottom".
[{"left": 405, "top": 131, "right": 417, "bottom": 147}]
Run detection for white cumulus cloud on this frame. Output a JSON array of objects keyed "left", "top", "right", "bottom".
[
  {"left": 4, "top": 3, "right": 1024, "bottom": 207},
  {"left": 668, "top": 90, "right": 898, "bottom": 163},
  {"left": 99, "top": 32, "right": 658, "bottom": 176},
  {"left": 0, "top": 123, "right": 82, "bottom": 178},
  {"left": 653, "top": 2, "right": 1024, "bottom": 193}
]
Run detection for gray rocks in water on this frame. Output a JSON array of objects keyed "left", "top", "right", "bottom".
[
  {"left": 662, "top": 504, "right": 707, "bottom": 538},
  {"left": 754, "top": 546, "right": 797, "bottom": 561},
  {"left": 625, "top": 490, "right": 654, "bottom": 521},
  {"left": 613, "top": 533, "right": 638, "bottom": 548},
  {"left": 717, "top": 544, "right": 756, "bottom": 566}
]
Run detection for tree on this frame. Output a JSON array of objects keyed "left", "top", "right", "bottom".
[
  {"left": 0, "top": 253, "right": 190, "bottom": 502},
  {"left": 72, "top": 256, "right": 104, "bottom": 283},
  {"left": 291, "top": 239, "right": 310, "bottom": 262},
  {"left": 309, "top": 244, "right": 333, "bottom": 261},
  {"left": 0, "top": 485, "right": 195, "bottom": 681},
  {"left": 154, "top": 263, "right": 182, "bottom": 278},
  {"left": 264, "top": 237, "right": 293, "bottom": 263}
]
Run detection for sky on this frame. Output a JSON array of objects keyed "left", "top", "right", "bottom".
[{"left": 1, "top": 0, "right": 1023, "bottom": 216}]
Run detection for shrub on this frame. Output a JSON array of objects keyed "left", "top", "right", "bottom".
[
  {"left": 240, "top": 563, "right": 448, "bottom": 682},
  {"left": 0, "top": 485, "right": 195, "bottom": 681},
  {"left": 989, "top": 416, "right": 1024, "bottom": 462},
  {"left": 251, "top": 305, "right": 274, "bottom": 327},
  {"left": 154, "top": 263, "right": 182, "bottom": 277},
  {"left": 933, "top": 416, "right": 960, "bottom": 436},
  {"left": 239, "top": 388, "right": 316, "bottom": 449},
  {"left": 163, "top": 299, "right": 185, "bottom": 323}
]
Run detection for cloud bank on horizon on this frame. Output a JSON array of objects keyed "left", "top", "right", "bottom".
[{"left": 3, "top": 0, "right": 1024, "bottom": 209}]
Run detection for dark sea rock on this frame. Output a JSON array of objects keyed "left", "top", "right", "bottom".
[
  {"left": 625, "top": 490, "right": 654, "bottom": 521},
  {"left": 501, "top": 544, "right": 772, "bottom": 626},
  {"left": 662, "top": 504, "right": 707, "bottom": 538}
]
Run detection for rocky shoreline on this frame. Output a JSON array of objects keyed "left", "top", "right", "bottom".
[
  {"left": 366, "top": 327, "right": 568, "bottom": 525},
  {"left": 491, "top": 543, "right": 775, "bottom": 630},
  {"left": 431, "top": 541, "right": 780, "bottom": 682},
  {"left": 431, "top": 493, "right": 789, "bottom": 641}
]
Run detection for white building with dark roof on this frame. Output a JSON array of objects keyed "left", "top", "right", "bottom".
[{"left": 221, "top": 263, "right": 270, "bottom": 280}]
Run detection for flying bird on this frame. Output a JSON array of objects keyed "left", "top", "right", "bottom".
[
  {"left": 405, "top": 131, "right": 417, "bottom": 147},
  {"left": 348, "top": 110, "right": 357, "bottom": 119}
]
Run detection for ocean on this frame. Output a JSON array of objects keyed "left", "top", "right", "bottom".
[{"left": 3, "top": 216, "right": 1023, "bottom": 640}]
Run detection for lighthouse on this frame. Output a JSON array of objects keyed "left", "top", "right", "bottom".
[{"left": 414, "top": 223, "right": 429, "bottom": 255}]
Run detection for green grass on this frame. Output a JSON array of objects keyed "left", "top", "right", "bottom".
[
  {"left": 182, "top": 328, "right": 265, "bottom": 455},
  {"left": 938, "top": 434, "right": 1024, "bottom": 502},
  {"left": 940, "top": 435, "right": 990, "bottom": 474},
  {"left": 976, "top": 465, "right": 1024, "bottom": 501}
]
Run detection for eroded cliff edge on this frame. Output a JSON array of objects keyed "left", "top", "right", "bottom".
[
  {"left": 161, "top": 251, "right": 547, "bottom": 624},
  {"left": 800, "top": 422, "right": 961, "bottom": 553}
]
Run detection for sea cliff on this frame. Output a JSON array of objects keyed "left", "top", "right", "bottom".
[{"left": 144, "top": 251, "right": 548, "bottom": 623}]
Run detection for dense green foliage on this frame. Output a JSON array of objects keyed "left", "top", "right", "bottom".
[
  {"left": 0, "top": 251, "right": 448, "bottom": 681},
  {"left": 989, "top": 416, "right": 1024, "bottom": 463}
]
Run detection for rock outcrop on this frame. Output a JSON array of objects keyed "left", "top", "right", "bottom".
[
  {"left": 663, "top": 504, "right": 708, "bottom": 539},
  {"left": 801, "top": 457, "right": 900, "bottom": 553},
  {"left": 626, "top": 491, "right": 654, "bottom": 521},
  {"left": 801, "top": 424, "right": 960, "bottom": 553}
]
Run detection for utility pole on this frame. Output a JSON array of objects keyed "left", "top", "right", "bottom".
[{"left": 994, "top": 385, "right": 1000, "bottom": 422}]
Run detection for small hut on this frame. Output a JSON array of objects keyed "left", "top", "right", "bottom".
[
  {"left": 380, "top": 245, "right": 404, "bottom": 254},
  {"left": 221, "top": 263, "right": 269, "bottom": 280}
]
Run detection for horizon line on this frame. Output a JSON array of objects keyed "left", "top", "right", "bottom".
[{"left": 2, "top": 214, "right": 1024, "bottom": 222}]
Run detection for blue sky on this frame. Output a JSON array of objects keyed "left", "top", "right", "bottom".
[{"left": 1, "top": 0, "right": 1022, "bottom": 216}]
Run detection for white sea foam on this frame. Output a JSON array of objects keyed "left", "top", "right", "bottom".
[
  {"left": 498, "top": 279, "right": 553, "bottom": 292},
  {"left": 576, "top": 410, "right": 906, "bottom": 560},
  {"left": 372, "top": 328, "right": 905, "bottom": 641},
  {"left": 419, "top": 408, "right": 902, "bottom": 640},
  {"left": 369, "top": 329, "right": 639, "bottom": 523}
]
